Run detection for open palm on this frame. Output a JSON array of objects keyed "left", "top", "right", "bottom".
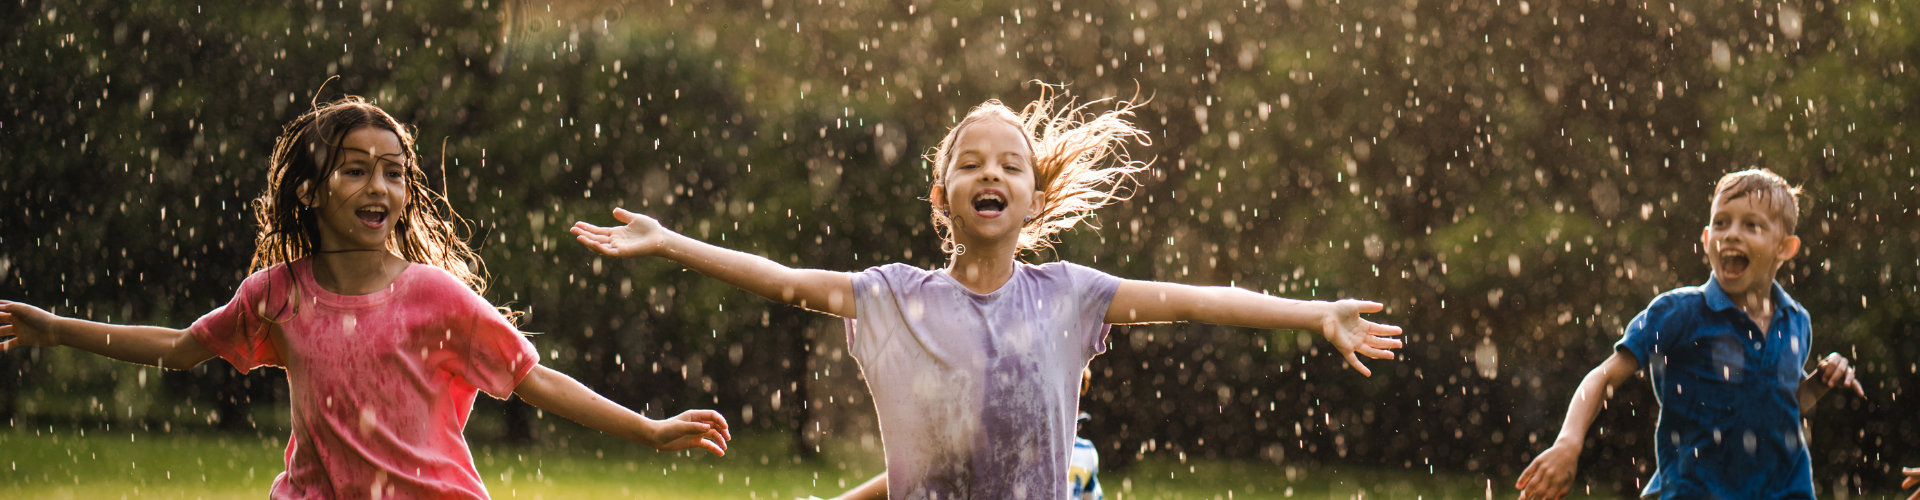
[
  {"left": 1317, "top": 299, "right": 1403, "bottom": 377},
  {"left": 571, "top": 208, "right": 671, "bottom": 258}
]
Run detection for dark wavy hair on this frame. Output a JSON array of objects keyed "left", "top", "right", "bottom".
[{"left": 250, "top": 96, "right": 499, "bottom": 313}]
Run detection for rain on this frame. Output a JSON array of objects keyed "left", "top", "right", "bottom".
[{"left": 1, "top": 0, "right": 1915, "bottom": 498}]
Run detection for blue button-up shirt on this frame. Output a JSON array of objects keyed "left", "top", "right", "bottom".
[{"left": 1614, "top": 277, "right": 1815, "bottom": 499}]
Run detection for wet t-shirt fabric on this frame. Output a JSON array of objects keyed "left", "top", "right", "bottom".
[
  {"left": 847, "top": 262, "right": 1121, "bottom": 500},
  {"left": 1614, "top": 277, "right": 1814, "bottom": 500},
  {"left": 191, "top": 258, "right": 538, "bottom": 500}
]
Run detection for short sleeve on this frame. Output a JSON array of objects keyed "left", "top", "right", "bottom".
[
  {"left": 1614, "top": 292, "right": 1687, "bottom": 370},
  {"left": 189, "top": 268, "right": 291, "bottom": 372},
  {"left": 1060, "top": 262, "right": 1122, "bottom": 355},
  {"left": 846, "top": 264, "right": 900, "bottom": 356},
  {"left": 431, "top": 273, "right": 538, "bottom": 399}
]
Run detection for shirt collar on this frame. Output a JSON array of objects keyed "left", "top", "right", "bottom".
[{"left": 1701, "top": 274, "right": 1798, "bottom": 321}]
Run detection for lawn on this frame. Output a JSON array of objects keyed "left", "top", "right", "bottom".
[{"left": 4, "top": 420, "right": 1891, "bottom": 500}]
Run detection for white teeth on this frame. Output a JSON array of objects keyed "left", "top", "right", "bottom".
[{"left": 361, "top": 206, "right": 387, "bottom": 213}]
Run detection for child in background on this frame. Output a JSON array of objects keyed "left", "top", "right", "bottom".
[
  {"left": 1515, "top": 169, "right": 1864, "bottom": 500},
  {"left": 0, "top": 96, "right": 728, "bottom": 499},
  {"left": 575, "top": 85, "right": 1402, "bottom": 499},
  {"left": 811, "top": 367, "right": 1106, "bottom": 500}
]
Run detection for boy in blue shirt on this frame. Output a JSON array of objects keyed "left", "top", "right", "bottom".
[{"left": 1516, "top": 169, "right": 1865, "bottom": 500}]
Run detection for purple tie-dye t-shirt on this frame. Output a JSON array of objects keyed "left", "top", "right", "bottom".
[{"left": 846, "top": 261, "right": 1121, "bottom": 500}]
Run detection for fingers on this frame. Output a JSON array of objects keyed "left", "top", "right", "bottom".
[
  {"left": 682, "top": 410, "right": 732, "bottom": 441},
  {"left": 1369, "top": 323, "right": 1405, "bottom": 336},
  {"left": 1346, "top": 300, "right": 1384, "bottom": 313},
  {"left": 1342, "top": 351, "right": 1372, "bottom": 377},
  {"left": 571, "top": 222, "right": 613, "bottom": 237},
  {"left": 1361, "top": 335, "right": 1402, "bottom": 350},
  {"left": 1516, "top": 461, "right": 1537, "bottom": 490},
  {"left": 0, "top": 338, "right": 13, "bottom": 352},
  {"left": 1356, "top": 345, "right": 1396, "bottom": 360},
  {"left": 575, "top": 235, "right": 615, "bottom": 256},
  {"left": 612, "top": 207, "right": 637, "bottom": 223},
  {"left": 1849, "top": 368, "right": 1867, "bottom": 398}
]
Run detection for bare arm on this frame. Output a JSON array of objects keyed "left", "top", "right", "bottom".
[
  {"left": 513, "top": 364, "right": 730, "bottom": 456},
  {"left": 1515, "top": 350, "right": 1640, "bottom": 500},
  {"left": 1107, "top": 280, "right": 1404, "bottom": 375},
  {"left": 0, "top": 300, "right": 215, "bottom": 369},
  {"left": 830, "top": 474, "right": 888, "bottom": 500},
  {"left": 572, "top": 208, "right": 857, "bottom": 318}
]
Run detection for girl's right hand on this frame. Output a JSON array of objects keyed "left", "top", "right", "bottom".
[
  {"left": 572, "top": 208, "right": 672, "bottom": 258},
  {"left": 647, "top": 409, "right": 731, "bottom": 456},
  {"left": 1902, "top": 467, "right": 1920, "bottom": 500},
  {"left": 0, "top": 300, "right": 62, "bottom": 351}
]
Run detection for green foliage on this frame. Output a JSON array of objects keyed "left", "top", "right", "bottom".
[{"left": 2, "top": 0, "right": 1914, "bottom": 495}]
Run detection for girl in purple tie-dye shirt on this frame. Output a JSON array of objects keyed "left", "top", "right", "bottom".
[{"left": 575, "top": 84, "right": 1404, "bottom": 500}]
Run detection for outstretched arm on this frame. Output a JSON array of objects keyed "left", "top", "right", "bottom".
[
  {"left": 1515, "top": 350, "right": 1640, "bottom": 500},
  {"left": 572, "top": 208, "right": 857, "bottom": 318},
  {"left": 1797, "top": 352, "right": 1865, "bottom": 414},
  {"left": 1106, "top": 280, "right": 1404, "bottom": 375},
  {"left": 513, "top": 364, "right": 730, "bottom": 456},
  {"left": 0, "top": 300, "right": 215, "bottom": 369}
]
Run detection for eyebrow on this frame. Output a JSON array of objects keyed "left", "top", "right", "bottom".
[{"left": 339, "top": 146, "right": 407, "bottom": 166}]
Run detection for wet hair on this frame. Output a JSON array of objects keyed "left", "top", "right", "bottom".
[
  {"left": 250, "top": 96, "right": 497, "bottom": 313},
  {"left": 926, "top": 84, "right": 1151, "bottom": 256},
  {"left": 1711, "top": 168, "right": 1803, "bottom": 234}
]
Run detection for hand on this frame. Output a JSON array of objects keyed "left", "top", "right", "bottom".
[
  {"left": 0, "top": 301, "right": 62, "bottom": 352},
  {"left": 1901, "top": 467, "right": 1919, "bottom": 500},
  {"left": 1515, "top": 441, "right": 1581, "bottom": 500},
  {"left": 647, "top": 409, "right": 731, "bottom": 456},
  {"left": 571, "top": 208, "right": 672, "bottom": 258},
  {"left": 1317, "top": 300, "right": 1404, "bottom": 376},
  {"left": 1812, "top": 352, "right": 1867, "bottom": 399}
]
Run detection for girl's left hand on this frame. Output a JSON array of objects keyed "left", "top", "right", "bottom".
[
  {"left": 1317, "top": 300, "right": 1403, "bottom": 377},
  {"left": 572, "top": 208, "right": 672, "bottom": 259},
  {"left": 648, "top": 409, "right": 731, "bottom": 456}
]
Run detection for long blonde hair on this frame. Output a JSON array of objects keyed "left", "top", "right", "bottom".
[
  {"left": 927, "top": 84, "right": 1152, "bottom": 255},
  {"left": 251, "top": 96, "right": 496, "bottom": 307}
]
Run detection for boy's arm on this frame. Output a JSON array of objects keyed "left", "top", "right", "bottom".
[
  {"left": 572, "top": 208, "right": 857, "bottom": 318},
  {"left": 1797, "top": 352, "right": 1865, "bottom": 414},
  {"left": 0, "top": 300, "right": 215, "bottom": 369},
  {"left": 1515, "top": 350, "right": 1640, "bottom": 500},
  {"left": 513, "top": 364, "right": 730, "bottom": 455},
  {"left": 1106, "top": 280, "right": 1403, "bottom": 375}
]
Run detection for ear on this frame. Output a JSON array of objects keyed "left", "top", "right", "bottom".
[
  {"left": 1700, "top": 227, "right": 1710, "bottom": 253},
  {"left": 1028, "top": 189, "right": 1045, "bottom": 220},
  {"left": 928, "top": 184, "right": 947, "bottom": 213},
  {"left": 1776, "top": 234, "right": 1801, "bottom": 262}
]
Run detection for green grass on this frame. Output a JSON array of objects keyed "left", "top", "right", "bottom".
[{"left": 8, "top": 420, "right": 1890, "bottom": 500}]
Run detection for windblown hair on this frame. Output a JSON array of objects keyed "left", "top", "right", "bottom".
[
  {"left": 1712, "top": 168, "right": 1804, "bottom": 234},
  {"left": 252, "top": 96, "right": 491, "bottom": 295},
  {"left": 927, "top": 84, "right": 1152, "bottom": 256}
]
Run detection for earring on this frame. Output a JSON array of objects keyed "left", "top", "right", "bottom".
[{"left": 1023, "top": 215, "right": 1033, "bottom": 223}]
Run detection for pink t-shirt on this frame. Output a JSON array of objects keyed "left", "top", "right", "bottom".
[{"left": 191, "top": 258, "right": 538, "bottom": 500}]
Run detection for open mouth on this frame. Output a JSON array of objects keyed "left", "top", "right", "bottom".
[
  {"left": 355, "top": 206, "right": 389, "bottom": 228},
  {"left": 1719, "top": 251, "right": 1749, "bottom": 280},
  {"left": 971, "top": 191, "right": 1007, "bottom": 217}
]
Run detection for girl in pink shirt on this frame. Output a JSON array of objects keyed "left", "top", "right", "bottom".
[
  {"left": 572, "top": 85, "right": 1403, "bottom": 499},
  {"left": 0, "top": 96, "right": 729, "bottom": 499}
]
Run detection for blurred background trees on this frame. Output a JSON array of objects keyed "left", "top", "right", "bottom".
[{"left": 2, "top": 0, "right": 1913, "bottom": 495}]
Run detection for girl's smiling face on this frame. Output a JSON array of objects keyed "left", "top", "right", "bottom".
[
  {"left": 304, "top": 126, "right": 410, "bottom": 252},
  {"left": 933, "top": 118, "right": 1043, "bottom": 247}
]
